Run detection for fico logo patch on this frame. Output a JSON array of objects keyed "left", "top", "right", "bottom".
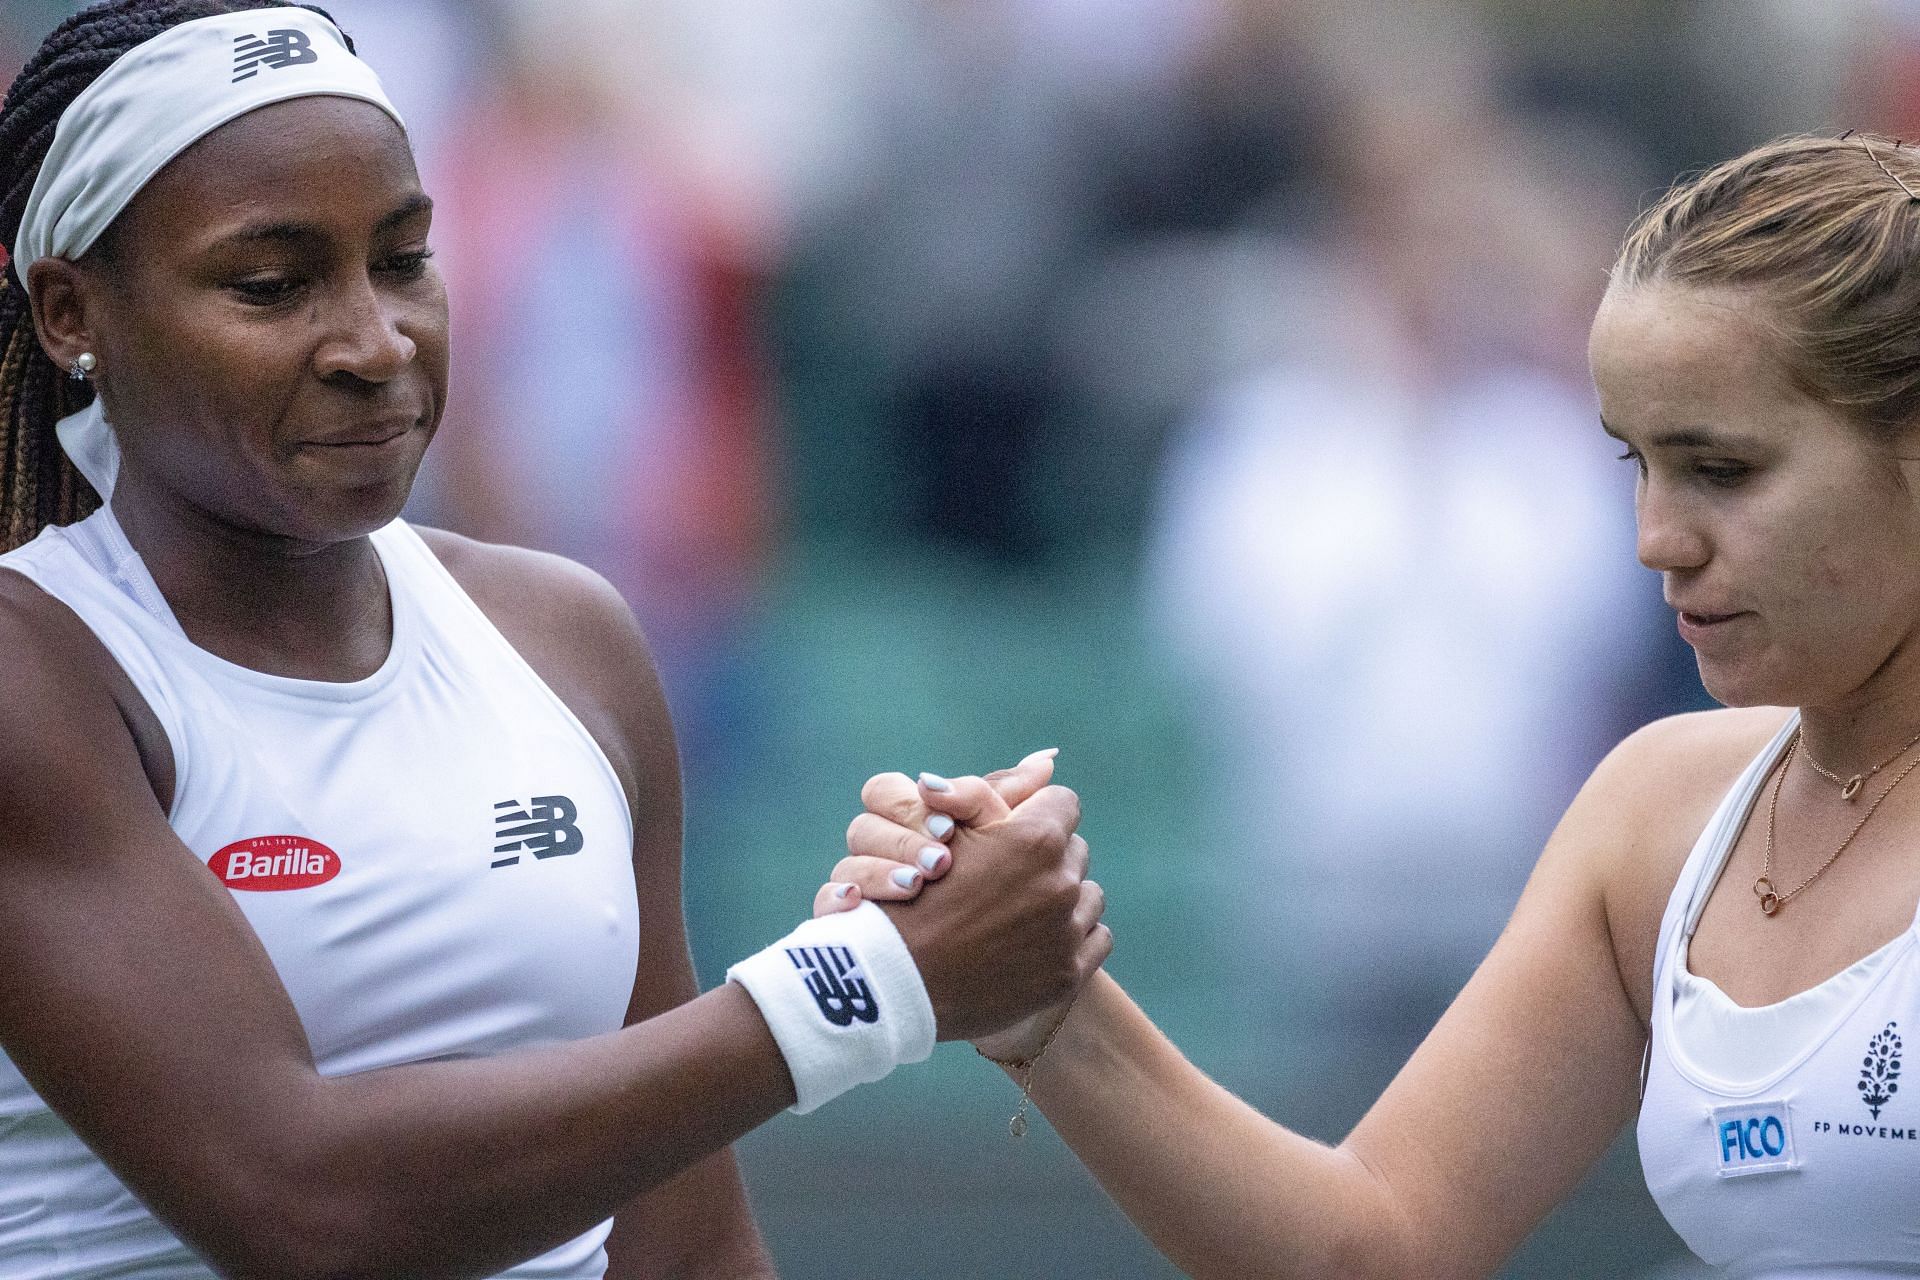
[
  {"left": 1711, "top": 1100, "right": 1798, "bottom": 1178},
  {"left": 209, "top": 836, "right": 341, "bottom": 891}
]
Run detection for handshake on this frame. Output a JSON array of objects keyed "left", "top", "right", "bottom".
[{"left": 728, "top": 749, "right": 1110, "bottom": 1112}]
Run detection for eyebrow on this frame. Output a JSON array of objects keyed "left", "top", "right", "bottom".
[
  {"left": 1598, "top": 417, "right": 1760, "bottom": 450},
  {"left": 220, "top": 194, "right": 434, "bottom": 247}
]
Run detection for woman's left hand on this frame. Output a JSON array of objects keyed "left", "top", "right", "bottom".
[{"left": 810, "top": 749, "right": 1058, "bottom": 916}]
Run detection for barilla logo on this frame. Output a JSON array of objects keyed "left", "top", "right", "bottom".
[
  {"left": 1711, "top": 1100, "right": 1797, "bottom": 1179},
  {"left": 210, "top": 836, "right": 341, "bottom": 891}
]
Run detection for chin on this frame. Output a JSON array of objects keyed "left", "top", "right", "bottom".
[
  {"left": 275, "top": 447, "right": 426, "bottom": 541},
  {"left": 244, "top": 476, "right": 410, "bottom": 546},
  {"left": 1693, "top": 656, "right": 1787, "bottom": 710}
]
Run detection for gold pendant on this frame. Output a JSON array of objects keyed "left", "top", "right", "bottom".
[
  {"left": 1754, "top": 876, "right": 1782, "bottom": 915},
  {"left": 1843, "top": 775, "right": 1864, "bottom": 800}
]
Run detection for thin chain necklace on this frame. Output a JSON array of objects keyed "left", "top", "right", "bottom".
[
  {"left": 1757, "top": 731, "right": 1920, "bottom": 915},
  {"left": 1800, "top": 724, "right": 1920, "bottom": 801}
]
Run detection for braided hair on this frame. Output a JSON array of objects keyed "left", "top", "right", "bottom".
[{"left": 0, "top": 0, "right": 351, "bottom": 551}]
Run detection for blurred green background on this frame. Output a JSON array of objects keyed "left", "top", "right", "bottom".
[{"left": 12, "top": 1, "right": 1920, "bottom": 1275}]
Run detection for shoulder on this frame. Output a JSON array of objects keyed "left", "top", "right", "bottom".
[
  {"left": 1567, "top": 705, "right": 1788, "bottom": 1019},
  {"left": 408, "top": 527, "right": 679, "bottom": 837},
  {"left": 0, "top": 560, "right": 157, "bottom": 731},
  {"left": 0, "top": 565, "right": 115, "bottom": 727},
  {"left": 0, "top": 565, "right": 168, "bottom": 815},
  {"left": 1575, "top": 704, "right": 1789, "bottom": 882},
  {"left": 1585, "top": 705, "right": 1789, "bottom": 822},
  {"left": 411, "top": 526, "right": 639, "bottom": 643}
]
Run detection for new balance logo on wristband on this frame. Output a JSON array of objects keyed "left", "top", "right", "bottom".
[
  {"left": 232, "top": 30, "right": 319, "bottom": 82},
  {"left": 788, "top": 945, "right": 880, "bottom": 1026},
  {"left": 491, "top": 795, "right": 583, "bottom": 868}
]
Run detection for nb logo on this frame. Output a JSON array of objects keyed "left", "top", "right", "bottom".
[
  {"left": 491, "top": 795, "right": 583, "bottom": 868},
  {"left": 787, "top": 946, "right": 880, "bottom": 1027},
  {"left": 233, "top": 29, "right": 319, "bottom": 82}
]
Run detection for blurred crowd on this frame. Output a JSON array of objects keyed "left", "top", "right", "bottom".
[{"left": 9, "top": 2, "right": 1920, "bottom": 1273}]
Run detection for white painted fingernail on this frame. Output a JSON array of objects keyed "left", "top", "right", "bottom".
[
  {"left": 833, "top": 883, "right": 856, "bottom": 900},
  {"left": 891, "top": 866, "right": 922, "bottom": 889},
  {"left": 918, "top": 846, "right": 948, "bottom": 873},
  {"left": 926, "top": 813, "right": 955, "bottom": 839},
  {"left": 920, "top": 772, "right": 954, "bottom": 793}
]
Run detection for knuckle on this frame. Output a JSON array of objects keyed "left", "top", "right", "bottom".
[
  {"left": 1010, "top": 814, "right": 1071, "bottom": 860},
  {"left": 861, "top": 772, "right": 917, "bottom": 819},
  {"left": 830, "top": 855, "right": 862, "bottom": 882},
  {"left": 1036, "top": 784, "right": 1083, "bottom": 828},
  {"left": 1049, "top": 874, "right": 1083, "bottom": 918},
  {"left": 845, "top": 812, "right": 889, "bottom": 854}
]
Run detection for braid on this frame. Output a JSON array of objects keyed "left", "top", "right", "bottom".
[{"left": 0, "top": 0, "right": 352, "bottom": 551}]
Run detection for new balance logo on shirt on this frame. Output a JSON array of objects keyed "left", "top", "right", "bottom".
[
  {"left": 491, "top": 795, "right": 583, "bottom": 868},
  {"left": 232, "top": 30, "right": 318, "bottom": 82},
  {"left": 787, "top": 945, "right": 880, "bottom": 1027}
]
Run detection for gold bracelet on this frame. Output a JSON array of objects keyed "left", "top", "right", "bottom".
[{"left": 975, "top": 993, "right": 1081, "bottom": 1138}]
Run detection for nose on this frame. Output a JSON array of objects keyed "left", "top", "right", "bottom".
[
  {"left": 1635, "top": 479, "right": 1708, "bottom": 574},
  {"left": 313, "top": 273, "right": 416, "bottom": 385}
]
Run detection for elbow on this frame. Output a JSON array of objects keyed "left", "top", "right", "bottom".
[
  {"left": 1317, "top": 1147, "right": 1435, "bottom": 1280},
  {"left": 192, "top": 1192, "right": 390, "bottom": 1280},
  {"left": 177, "top": 1145, "right": 422, "bottom": 1280}
]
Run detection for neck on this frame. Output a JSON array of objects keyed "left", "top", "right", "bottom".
[
  {"left": 1798, "top": 680, "right": 1920, "bottom": 777},
  {"left": 109, "top": 476, "right": 393, "bottom": 682}
]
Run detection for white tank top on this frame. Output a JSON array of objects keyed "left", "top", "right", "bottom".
[
  {"left": 1639, "top": 714, "right": 1920, "bottom": 1277},
  {"left": 0, "top": 508, "right": 639, "bottom": 1280}
]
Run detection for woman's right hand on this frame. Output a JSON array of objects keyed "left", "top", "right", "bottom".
[{"left": 820, "top": 760, "right": 1110, "bottom": 1048}]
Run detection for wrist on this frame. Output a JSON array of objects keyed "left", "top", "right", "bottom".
[
  {"left": 726, "top": 901, "right": 935, "bottom": 1113},
  {"left": 975, "top": 988, "right": 1085, "bottom": 1138}
]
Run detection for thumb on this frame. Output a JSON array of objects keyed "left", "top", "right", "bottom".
[
  {"left": 985, "top": 748, "right": 1058, "bottom": 810},
  {"left": 918, "top": 771, "right": 1014, "bottom": 826}
]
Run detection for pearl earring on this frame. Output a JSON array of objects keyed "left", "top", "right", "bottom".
[{"left": 68, "top": 352, "right": 96, "bottom": 381}]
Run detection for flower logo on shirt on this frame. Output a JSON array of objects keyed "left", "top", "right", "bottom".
[{"left": 1859, "top": 1022, "right": 1902, "bottom": 1120}]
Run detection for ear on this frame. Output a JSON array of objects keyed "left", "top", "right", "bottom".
[{"left": 24, "top": 257, "right": 106, "bottom": 374}]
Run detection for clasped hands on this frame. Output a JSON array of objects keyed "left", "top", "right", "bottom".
[{"left": 811, "top": 750, "right": 1111, "bottom": 1060}]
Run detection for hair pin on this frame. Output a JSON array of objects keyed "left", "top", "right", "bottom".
[{"left": 1851, "top": 130, "right": 1920, "bottom": 202}]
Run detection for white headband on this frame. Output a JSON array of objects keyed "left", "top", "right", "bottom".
[{"left": 12, "top": 6, "right": 404, "bottom": 293}]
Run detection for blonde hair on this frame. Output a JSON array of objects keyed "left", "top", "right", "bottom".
[{"left": 1615, "top": 133, "right": 1920, "bottom": 436}]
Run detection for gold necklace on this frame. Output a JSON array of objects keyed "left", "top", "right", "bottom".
[
  {"left": 1757, "top": 732, "right": 1920, "bottom": 915},
  {"left": 1799, "top": 724, "right": 1920, "bottom": 800}
]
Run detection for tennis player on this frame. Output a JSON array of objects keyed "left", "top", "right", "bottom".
[
  {"left": 840, "top": 133, "right": 1920, "bottom": 1278},
  {"left": 0, "top": 4, "right": 1107, "bottom": 1277}
]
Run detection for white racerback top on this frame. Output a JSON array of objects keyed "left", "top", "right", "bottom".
[
  {"left": 1640, "top": 713, "right": 1920, "bottom": 1277},
  {"left": 0, "top": 507, "right": 639, "bottom": 1280}
]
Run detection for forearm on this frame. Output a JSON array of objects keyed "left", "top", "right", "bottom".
[
  {"left": 1020, "top": 973, "right": 1415, "bottom": 1280},
  {"left": 192, "top": 983, "right": 792, "bottom": 1280}
]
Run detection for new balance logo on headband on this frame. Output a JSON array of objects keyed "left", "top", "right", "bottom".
[
  {"left": 232, "top": 30, "right": 319, "bottom": 82},
  {"left": 787, "top": 946, "right": 881, "bottom": 1027}
]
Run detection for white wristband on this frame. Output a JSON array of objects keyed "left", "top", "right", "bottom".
[{"left": 727, "top": 901, "right": 936, "bottom": 1114}]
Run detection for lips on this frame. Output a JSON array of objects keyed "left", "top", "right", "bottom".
[
  {"left": 301, "top": 418, "right": 420, "bottom": 450},
  {"left": 1673, "top": 606, "right": 1750, "bottom": 645}
]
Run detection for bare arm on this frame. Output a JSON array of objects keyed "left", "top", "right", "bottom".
[
  {"left": 854, "top": 728, "right": 1722, "bottom": 1278},
  {"left": 1025, "top": 825, "right": 1641, "bottom": 1280},
  {"left": 0, "top": 572, "right": 791, "bottom": 1280},
  {"left": 0, "top": 556, "right": 1094, "bottom": 1280}
]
